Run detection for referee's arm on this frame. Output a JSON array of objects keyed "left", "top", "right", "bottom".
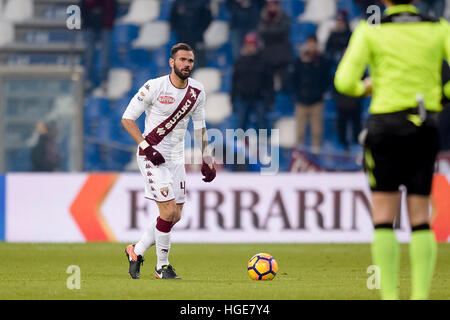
[
  {"left": 334, "top": 22, "right": 370, "bottom": 97},
  {"left": 443, "top": 20, "right": 450, "bottom": 99}
]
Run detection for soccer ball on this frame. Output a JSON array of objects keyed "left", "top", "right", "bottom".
[{"left": 247, "top": 253, "right": 278, "bottom": 280}]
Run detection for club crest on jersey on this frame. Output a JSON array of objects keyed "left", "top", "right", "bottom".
[
  {"left": 189, "top": 88, "right": 197, "bottom": 100},
  {"left": 158, "top": 95, "right": 175, "bottom": 104},
  {"left": 160, "top": 187, "right": 169, "bottom": 198}
]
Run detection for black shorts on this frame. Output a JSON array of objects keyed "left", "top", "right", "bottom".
[{"left": 363, "top": 110, "right": 439, "bottom": 195}]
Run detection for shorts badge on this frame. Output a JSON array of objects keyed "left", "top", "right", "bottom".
[{"left": 160, "top": 187, "right": 169, "bottom": 198}]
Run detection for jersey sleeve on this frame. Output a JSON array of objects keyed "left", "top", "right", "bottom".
[
  {"left": 191, "top": 89, "right": 206, "bottom": 129},
  {"left": 122, "top": 80, "right": 154, "bottom": 120},
  {"left": 334, "top": 21, "right": 370, "bottom": 97}
]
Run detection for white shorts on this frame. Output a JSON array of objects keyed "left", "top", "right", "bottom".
[{"left": 137, "top": 155, "right": 187, "bottom": 204}]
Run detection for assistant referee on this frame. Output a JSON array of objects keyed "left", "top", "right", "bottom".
[{"left": 335, "top": 0, "right": 450, "bottom": 300}]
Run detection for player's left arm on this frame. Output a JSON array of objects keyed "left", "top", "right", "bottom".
[
  {"left": 191, "top": 90, "right": 216, "bottom": 182},
  {"left": 334, "top": 21, "right": 371, "bottom": 97}
]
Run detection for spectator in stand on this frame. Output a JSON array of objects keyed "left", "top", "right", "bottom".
[
  {"left": 31, "top": 122, "right": 60, "bottom": 172},
  {"left": 231, "top": 33, "right": 274, "bottom": 132},
  {"left": 324, "top": 10, "right": 352, "bottom": 68},
  {"left": 325, "top": 10, "right": 362, "bottom": 150},
  {"left": 226, "top": 0, "right": 265, "bottom": 61},
  {"left": 170, "top": 0, "right": 212, "bottom": 68},
  {"left": 258, "top": 0, "right": 293, "bottom": 92},
  {"left": 80, "top": 0, "right": 117, "bottom": 93},
  {"left": 334, "top": 87, "right": 363, "bottom": 150},
  {"left": 293, "top": 35, "right": 331, "bottom": 153},
  {"left": 416, "top": 0, "right": 446, "bottom": 18}
]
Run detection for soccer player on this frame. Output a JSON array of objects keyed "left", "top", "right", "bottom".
[
  {"left": 335, "top": 0, "right": 450, "bottom": 299},
  {"left": 121, "top": 43, "right": 216, "bottom": 279}
]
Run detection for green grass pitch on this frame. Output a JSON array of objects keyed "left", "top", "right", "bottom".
[{"left": 0, "top": 243, "right": 448, "bottom": 300}]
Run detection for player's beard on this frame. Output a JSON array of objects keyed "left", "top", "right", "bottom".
[{"left": 173, "top": 63, "right": 191, "bottom": 80}]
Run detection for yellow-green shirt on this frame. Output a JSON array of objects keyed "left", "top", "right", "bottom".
[{"left": 334, "top": 4, "right": 450, "bottom": 114}]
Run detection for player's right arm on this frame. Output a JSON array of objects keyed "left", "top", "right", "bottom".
[
  {"left": 121, "top": 81, "right": 165, "bottom": 165},
  {"left": 121, "top": 119, "right": 144, "bottom": 145}
]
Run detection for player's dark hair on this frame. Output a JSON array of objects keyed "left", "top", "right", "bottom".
[
  {"left": 390, "top": 0, "right": 414, "bottom": 4},
  {"left": 171, "top": 43, "right": 194, "bottom": 58}
]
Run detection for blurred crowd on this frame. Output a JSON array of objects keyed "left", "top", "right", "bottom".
[{"left": 80, "top": 0, "right": 450, "bottom": 159}]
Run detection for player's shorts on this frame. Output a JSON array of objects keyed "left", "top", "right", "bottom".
[
  {"left": 137, "top": 154, "right": 186, "bottom": 204},
  {"left": 363, "top": 109, "right": 439, "bottom": 195}
]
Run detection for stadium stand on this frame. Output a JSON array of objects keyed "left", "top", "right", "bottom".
[
  {"left": 299, "top": 0, "right": 337, "bottom": 23},
  {"left": 119, "top": 0, "right": 160, "bottom": 25},
  {"left": 132, "top": 21, "right": 170, "bottom": 50},
  {"left": 105, "top": 68, "right": 133, "bottom": 100},
  {"left": 3, "top": 0, "right": 34, "bottom": 22},
  {"left": 204, "top": 20, "right": 230, "bottom": 49},
  {"left": 192, "top": 67, "right": 222, "bottom": 94},
  {"left": 205, "top": 93, "right": 232, "bottom": 125}
]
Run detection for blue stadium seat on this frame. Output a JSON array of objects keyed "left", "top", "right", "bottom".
[
  {"left": 150, "top": 44, "right": 171, "bottom": 69},
  {"left": 84, "top": 118, "right": 99, "bottom": 137},
  {"left": 7, "top": 148, "right": 32, "bottom": 171},
  {"left": 292, "top": 0, "right": 306, "bottom": 18},
  {"left": 111, "top": 94, "right": 131, "bottom": 117},
  {"left": 323, "top": 113, "right": 338, "bottom": 144},
  {"left": 43, "top": 6, "right": 67, "bottom": 20},
  {"left": 84, "top": 143, "right": 101, "bottom": 170},
  {"left": 94, "top": 118, "right": 119, "bottom": 142},
  {"left": 104, "top": 148, "right": 132, "bottom": 170},
  {"left": 84, "top": 97, "right": 110, "bottom": 120},
  {"left": 158, "top": 0, "right": 174, "bottom": 21},
  {"left": 216, "top": 0, "right": 230, "bottom": 21},
  {"left": 136, "top": 113, "right": 146, "bottom": 132},
  {"left": 337, "top": 0, "right": 361, "bottom": 20},
  {"left": 110, "top": 24, "right": 140, "bottom": 69},
  {"left": 112, "top": 24, "right": 139, "bottom": 47},
  {"left": 324, "top": 97, "right": 337, "bottom": 117},
  {"left": 274, "top": 93, "right": 295, "bottom": 116},
  {"left": 362, "top": 97, "right": 371, "bottom": 119},
  {"left": 111, "top": 46, "right": 134, "bottom": 69},
  {"left": 220, "top": 68, "right": 232, "bottom": 93},
  {"left": 9, "top": 54, "right": 70, "bottom": 65},
  {"left": 206, "top": 43, "right": 233, "bottom": 69},
  {"left": 128, "top": 48, "right": 155, "bottom": 70},
  {"left": 215, "top": 114, "right": 238, "bottom": 133},
  {"left": 117, "top": 125, "right": 136, "bottom": 145},
  {"left": 130, "top": 66, "right": 158, "bottom": 92},
  {"left": 291, "top": 22, "right": 317, "bottom": 45},
  {"left": 281, "top": 0, "right": 305, "bottom": 20},
  {"left": 278, "top": 147, "right": 293, "bottom": 171},
  {"left": 25, "top": 30, "right": 75, "bottom": 44}
]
